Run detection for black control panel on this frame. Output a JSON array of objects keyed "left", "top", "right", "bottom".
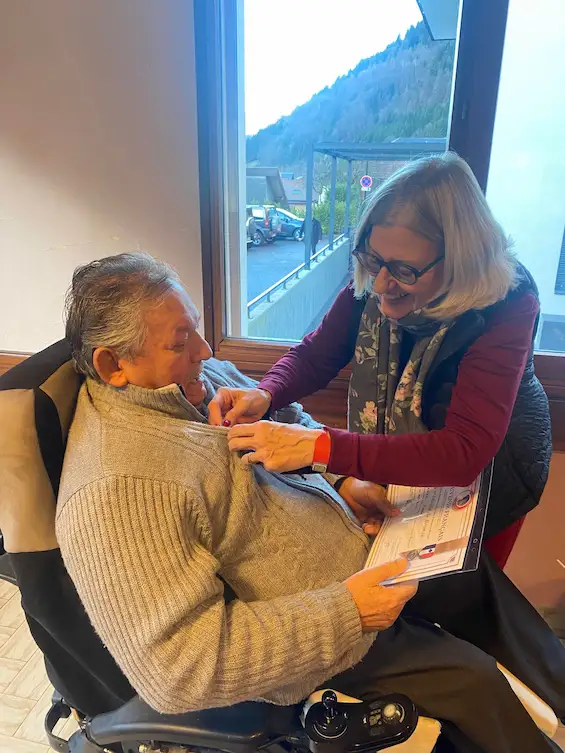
[{"left": 304, "top": 690, "right": 418, "bottom": 753}]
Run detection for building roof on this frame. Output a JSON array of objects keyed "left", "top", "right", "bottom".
[
  {"left": 416, "top": 0, "right": 459, "bottom": 41},
  {"left": 314, "top": 138, "right": 447, "bottom": 162},
  {"left": 246, "top": 167, "right": 287, "bottom": 204},
  {"left": 281, "top": 176, "right": 319, "bottom": 204}
]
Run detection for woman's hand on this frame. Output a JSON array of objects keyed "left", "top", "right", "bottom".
[
  {"left": 208, "top": 388, "right": 272, "bottom": 427},
  {"left": 227, "top": 421, "right": 322, "bottom": 472},
  {"left": 337, "top": 477, "right": 400, "bottom": 535}
]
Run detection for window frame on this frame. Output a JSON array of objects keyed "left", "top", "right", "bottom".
[{"left": 194, "top": 0, "right": 565, "bottom": 445}]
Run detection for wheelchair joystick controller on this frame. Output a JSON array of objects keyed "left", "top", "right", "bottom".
[
  {"left": 303, "top": 690, "right": 418, "bottom": 753},
  {"left": 382, "top": 703, "right": 403, "bottom": 724},
  {"left": 316, "top": 691, "right": 348, "bottom": 738}
]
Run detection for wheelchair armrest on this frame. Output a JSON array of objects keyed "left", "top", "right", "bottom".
[{"left": 87, "top": 695, "right": 299, "bottom": 753}]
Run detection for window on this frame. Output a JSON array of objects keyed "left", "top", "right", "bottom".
[
  {"left": 194, "top": 1, "right": 518, "bottom": 361},
  {"left": 486, "top": 0, "right": 565, "bottom": 353},
  {"left": 537, "top": 314, "right": 565, "bottom": 353},
  {"left": 202, "top": 0, "right": 463, "bottom": 346},
  {"left": 196, "top": 0, "right": 565, "bottom": 441}
]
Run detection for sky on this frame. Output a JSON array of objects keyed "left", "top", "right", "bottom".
[{"left": 244, "top": 0, "right": 423, "bottom": 136}]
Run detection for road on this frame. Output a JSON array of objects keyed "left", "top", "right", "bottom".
[{"left": 247, "top": 237, "right": 325, "bottom": 302}]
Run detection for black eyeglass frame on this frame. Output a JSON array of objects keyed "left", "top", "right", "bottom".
[{"left": 352, "top": 227, "right": 444, "bottom": 286}]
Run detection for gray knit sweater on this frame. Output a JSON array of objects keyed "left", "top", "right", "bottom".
[{"left": 56, "top": 363, "right": 374, "bottom": 714}]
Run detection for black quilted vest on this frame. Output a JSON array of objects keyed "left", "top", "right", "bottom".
[{"left": 349, "top": 264, "right": 552, "bottom": 538}]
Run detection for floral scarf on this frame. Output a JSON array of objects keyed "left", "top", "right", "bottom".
[{"left": 348, "top": 293, "right": 450, "bottom": 436}]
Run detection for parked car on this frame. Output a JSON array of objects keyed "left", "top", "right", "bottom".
[
  {"left": 275, "top": 208, "right": 304, "bottom": 241},
  {"left": 246, "top": 209, "right": 257, "bottom": 248},
  {"left": 247, "top": 205, "right": 281, "bottom": 246}
]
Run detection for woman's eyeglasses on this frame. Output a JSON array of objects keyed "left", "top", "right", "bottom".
[{"left": 352, "top": 230, "right": 444, "bottom": 286}]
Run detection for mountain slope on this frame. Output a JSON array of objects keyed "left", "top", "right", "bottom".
[{"left": 246, "top": 22, "right": 455, "bottom": 171}]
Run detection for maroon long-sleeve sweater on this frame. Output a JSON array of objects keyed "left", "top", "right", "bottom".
[{"left": 259, "top": 285, "right": 539, "bottom": 488}]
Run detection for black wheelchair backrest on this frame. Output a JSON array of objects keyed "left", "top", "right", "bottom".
[
  {"left": 0, "top": 340, "right": 134, "bottom": 716},
  {"left": 0, "top": 341, "right": 78, "bottom": 553}
]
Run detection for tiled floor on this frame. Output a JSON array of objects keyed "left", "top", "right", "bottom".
[
  {"left": 0, "top": 582, "right": 79, "bottom": 753},
  {"left": 0, "top": 580, "right": 562, "bottom": 753}
]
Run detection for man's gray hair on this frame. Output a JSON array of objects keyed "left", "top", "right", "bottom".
[{"left": 65, "top": 252, "right": 180, "bottom": 380}]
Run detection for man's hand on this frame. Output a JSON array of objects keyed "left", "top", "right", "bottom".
[
  {"left": 345, "top": 559, "right": 418, "bottom": 633},
  {"left": 208, "top": 388, "right": 272, "bottom": 427},
  {"left": 228, "top": 421, "right": 321, "bottom": 472},
  {"left": 338, "top": 478, "right": 400, "bottom": 535}
]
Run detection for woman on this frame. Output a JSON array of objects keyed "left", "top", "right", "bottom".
[
  {"left": 210, "top": 152, "right": 551, "bottom": 557},
  {"left": 209, "top": 154, "right": 565, "bottom": 716}
]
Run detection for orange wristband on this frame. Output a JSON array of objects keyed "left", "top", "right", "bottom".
[{"left": 312, "top": 428, "right": 331, "bottom": 473}]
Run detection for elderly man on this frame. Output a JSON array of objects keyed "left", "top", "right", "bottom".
[{"left": 57, "top": 252, "right": 559, "bottom": 753}]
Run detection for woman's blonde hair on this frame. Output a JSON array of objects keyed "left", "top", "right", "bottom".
[{"left": 353, "top": 152, "right": 516, "bottom": 320}]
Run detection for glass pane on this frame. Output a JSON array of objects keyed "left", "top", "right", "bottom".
[
  {"left": 486, "top": 0, "right": 565, "bottom": 353},
  {"left": 225, "top": 0, "right": 461, "bottom": 342}
]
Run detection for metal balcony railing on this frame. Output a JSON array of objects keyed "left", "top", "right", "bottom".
[{"left": 247, "top": 233, "right": 347, "bottom": 317}]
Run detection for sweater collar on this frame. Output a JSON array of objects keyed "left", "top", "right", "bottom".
[{"left": 86, "top": 377, "right": 209, "bottom": 424}]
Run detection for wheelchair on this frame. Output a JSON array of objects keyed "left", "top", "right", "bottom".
[{"left": 0, "top": 340, "right": 558, "bottom": 753}]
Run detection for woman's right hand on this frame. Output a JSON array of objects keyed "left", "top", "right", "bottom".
[{"left": 208, "top": 388, "right": 272, "bottom": 427}]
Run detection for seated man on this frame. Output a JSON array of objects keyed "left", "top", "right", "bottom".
[{"left": 57, "top": 252, "right": 559, "bottom": 753}]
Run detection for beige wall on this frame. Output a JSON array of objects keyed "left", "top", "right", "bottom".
[
  {"left": 0, "top": 0, "right": 203, "bottom": 353},
  {"left": 506, "top": 452, "right": 565, "bottom": 614}
]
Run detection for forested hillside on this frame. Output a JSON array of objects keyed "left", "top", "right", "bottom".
[{"left": 246, "top": 22, "right": 454, "bottom": 172}]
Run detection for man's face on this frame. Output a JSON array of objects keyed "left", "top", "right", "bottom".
[{"left": 118, "top": 284, "right": 212, "bottom": 406}]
